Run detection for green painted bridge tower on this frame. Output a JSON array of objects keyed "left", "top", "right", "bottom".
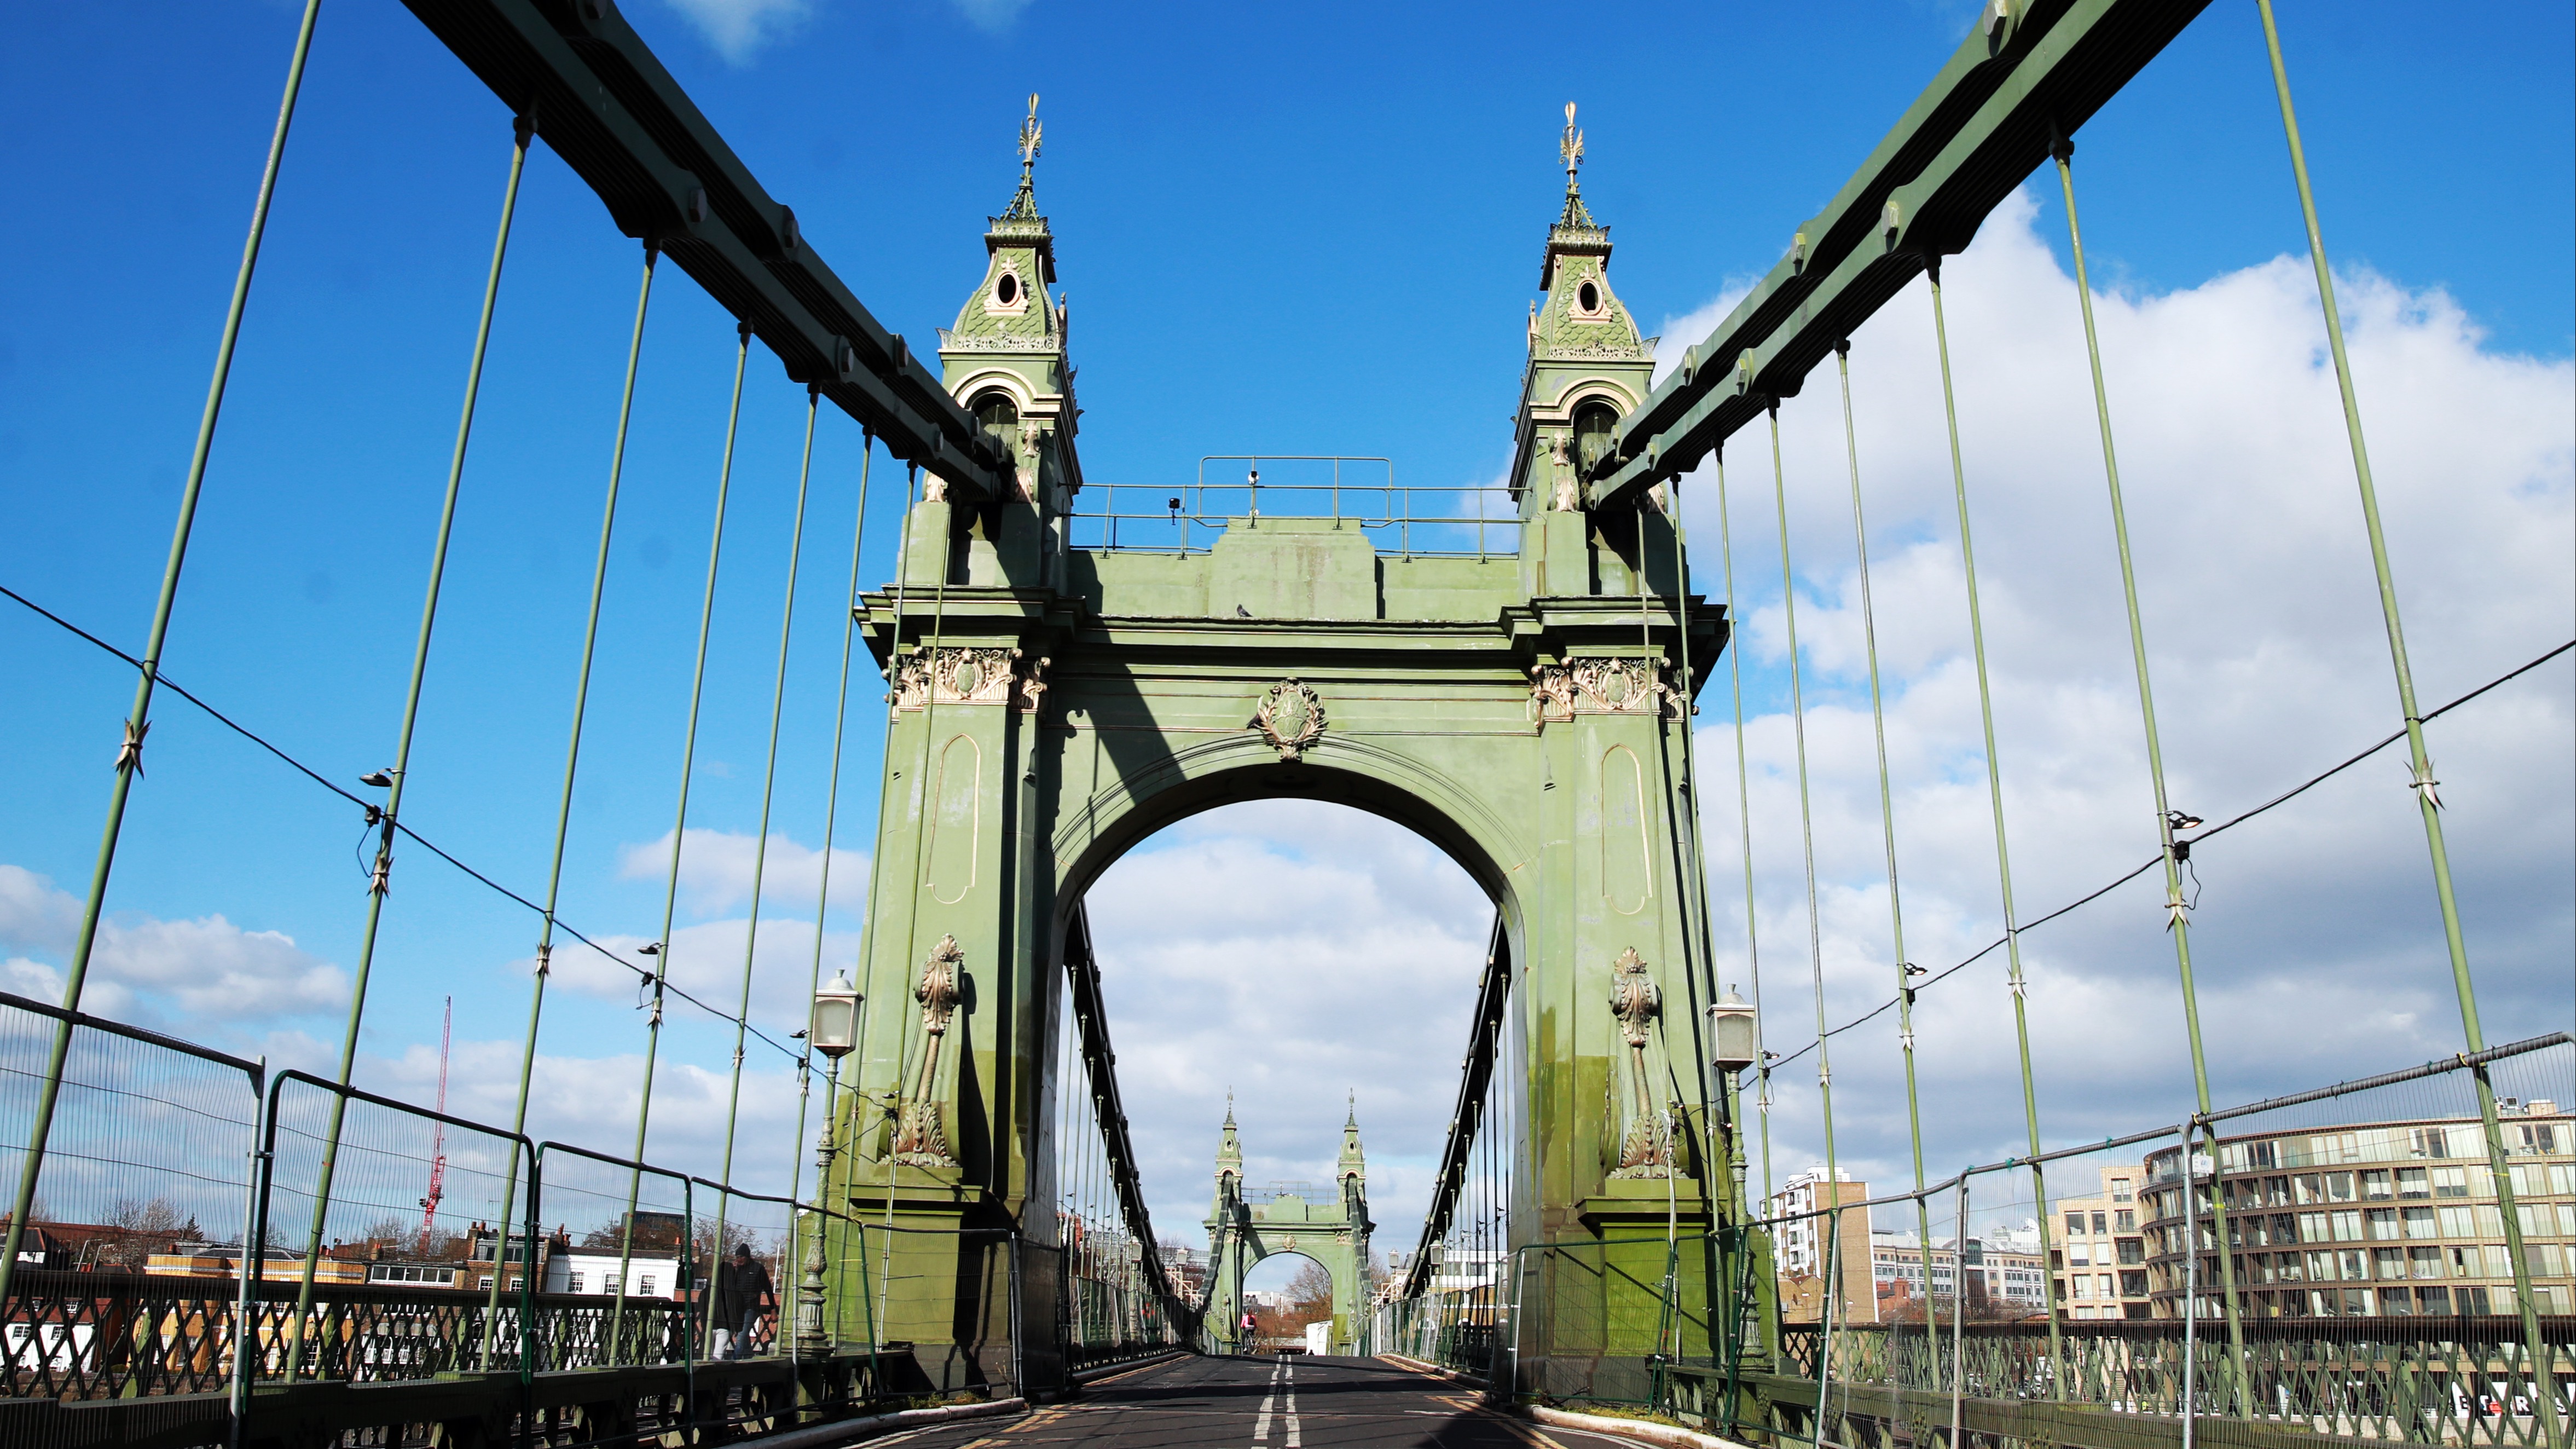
[
  {"left": 825, "top": 100, "right": 1738, "bottom": 1398},
  {"left": 1205, "top": 1102, "right": 1377, "bottom": 1355}
]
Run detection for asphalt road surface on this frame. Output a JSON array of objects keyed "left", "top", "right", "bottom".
[{"left": 876, "top": 1355, "right": 1671, "bottom": 1448}]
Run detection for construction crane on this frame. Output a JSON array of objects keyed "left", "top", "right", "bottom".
[{"left": 417, "top": 996, "right": 450, "bottom": 1255}]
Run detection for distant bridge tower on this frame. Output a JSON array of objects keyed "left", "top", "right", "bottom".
[{"left": 1206, "top": 1102, "right": 1374, "bottom": 1355}]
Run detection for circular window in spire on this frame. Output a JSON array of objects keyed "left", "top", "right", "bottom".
[
  {"left": 1576, "top": 280, "right": 1601, "bottom": 314},
  {"left": 994, "top": 272, "right": 1021, "bottom": 307}
]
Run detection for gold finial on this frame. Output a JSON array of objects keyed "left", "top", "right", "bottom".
[
  {"left": 1560, "top": 101, "right": 1584, "bottom": 178},
  {"left": 1018, "top": 93, "right": 1043, "bottom": 167}
]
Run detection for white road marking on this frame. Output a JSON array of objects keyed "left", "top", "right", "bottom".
[
  {"left": 1283, "top": 1359, "right": 1301, "bottom": 1447},
  {"left": 1252, "top": 1357, "right": 1285, "bottom": 1442}
]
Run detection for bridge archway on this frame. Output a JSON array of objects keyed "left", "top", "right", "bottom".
[
  {"left": 821, "top": 490, "right": 1730, "bottom": 1393},
  {"left": 819, "top": 109, "right": 1732, "bottom": 1396}
]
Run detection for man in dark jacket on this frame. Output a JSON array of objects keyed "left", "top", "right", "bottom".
[{"left": 714, "top": 1244, "right": 773, "bottom": 1359}]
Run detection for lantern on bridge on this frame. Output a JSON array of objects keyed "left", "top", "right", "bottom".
[
  {"left": 810, "top": 972, "right": 862, "bottom": 1060},
  {"left": 1707, "top": 986, "right": 1759, "bottom": 1076}
]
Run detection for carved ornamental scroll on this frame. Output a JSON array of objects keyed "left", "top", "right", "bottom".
[
  {"left": 1607, "top": 946, "right": 1674, "bottom": 1179},
  {"left": 892, "top": 934, "right": 965, "bottom": 1168},
  {"left": 1529, "top": 658, "right": 1676, "bottom": 724},
  {"left": 893, "top": 646, "right": 1050, "bottom": 713}
]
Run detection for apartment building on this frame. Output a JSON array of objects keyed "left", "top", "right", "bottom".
[
  {"left": 2051, "top": 1163, "right": 2153, "bottom": 1320},
  {"left": 1770, "top": 1169, "right": 1875, "bottom": 1324},
  {"left": 1872, "top": 1223, "right": 2048, "bottom": 1319},
  {"left": 2139, "top": 1099, "right": 2573, "bottom": 1319}
]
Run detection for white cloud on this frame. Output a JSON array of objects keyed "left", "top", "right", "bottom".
[
  {"left": 1081, "top": 802, "right": 1491, "bottom": 1242},
  {"left": 1662, "top": 188, "right": 2572, "bottom": 1195},
  {"left": 617, "top": 827, "right": 870, "bottom": 919},
  {"left": 0, "top": 864, "right": 348, "bottom": 1021},
  {"left": 1078, "top": 190, "right": 2569, "bottom": 1246},
  {"left": 659, "top": 0, "right": 813, "bottom": 64},
  {"left": 951, "top": 0, "right": 1033, "bottom": 35}
]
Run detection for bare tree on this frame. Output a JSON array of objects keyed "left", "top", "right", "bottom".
[{"left": 97, "top": 1197, "right": 198, "bottom": 1269}]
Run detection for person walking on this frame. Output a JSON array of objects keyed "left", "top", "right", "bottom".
[{"left": 715, "top": 1244, "right": 774, "bottom": 1359}]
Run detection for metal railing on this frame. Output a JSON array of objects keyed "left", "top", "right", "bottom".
[
  {"left": 1775, "top": 1315, "right": 2576, "bottom": 1446},
  {"left": 0, "top": 992, "right": 920, "bottom": 1447},
  {"left": 1067, "top": 456, "right": 1518, "bottom": 560}
]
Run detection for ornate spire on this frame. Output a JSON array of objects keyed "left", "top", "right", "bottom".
[
  {"left": 1541, "top": 101, "right": 1611, "bottom": 291},
  {"left": 1556, "top": 101, "right": 1596, "bottom": 231},
  {"left": 1338, "top": 1096, "right": 1366, "bottom": 1182},
  {"left": 1000, "top": 93, "right": 1043, "bottom": 223}
]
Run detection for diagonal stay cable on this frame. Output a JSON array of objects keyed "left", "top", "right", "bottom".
[
  {"left": 1, "top": 579, "right": 806, "bottom": 1065},
  {"left": 1763, "top": 637, "right": 2574, "bottom": 1073}
]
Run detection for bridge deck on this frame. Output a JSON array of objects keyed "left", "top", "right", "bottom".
[{"left": 881, "top": 1354, "right": 1665, "bottom": 1447}]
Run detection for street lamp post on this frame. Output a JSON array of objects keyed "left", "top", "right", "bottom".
[{"left": 799, "top": 973, "right": 860, "bottom": 1356}]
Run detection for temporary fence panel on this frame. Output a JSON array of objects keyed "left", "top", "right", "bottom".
[
  {"left": 0, "top": 991, "right": 263, "bottom": 1408},
  {"left": 526, "top": 1140, "right": 695, "bottom": 1375}
]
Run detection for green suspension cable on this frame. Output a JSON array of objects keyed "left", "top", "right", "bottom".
[
  {"left": 288, "top": 119, "right": 530, "bottom": 1378},
  {"left": 708, "top": 386, "right": 821, "bottom": 1309},
  {"left": 1662, "top": 466, "right": 1738, "bottom": 1370},
  {"left": 1766, "top": 403, "right": 1843, "bottom": 1302},
  {"left": 2250, "top": 8, "right": 2552, "bottom": 1427},
  {"left": 479, "top": 238, "right": 658, "bottom": 1366},
  {"left": 789, "top": 429, "right": 874, "bottom": 1353},
  {"left": 2051, "top": 138, "right": 2244, "bottom": 1396},
  {"left": 617, "top": 320, "right": 754, "bottom": 1347},
  {"left": 1711, "top": 454, "right": 1775, "bottom": 1212},
  {"left": 1925, "top": 261, "right": 2063, "bottom": 1373},
  {"left": 1832, "top": 343, "right": 1935, "bottom": 1358},
  {"left": 0, "top": 0, "right": 323, "bottom": 1311}
]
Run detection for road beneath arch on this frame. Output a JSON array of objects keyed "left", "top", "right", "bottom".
[{"left": 879, "top": 1355, "right": 1672, "bottom": 1447}]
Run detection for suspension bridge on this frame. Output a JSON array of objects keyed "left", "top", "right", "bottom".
[{"left": 1, "top": 3, "right": 2568, "bottom": 1448}]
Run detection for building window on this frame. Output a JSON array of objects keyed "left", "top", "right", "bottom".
[
  {"left": 970, "top": 389, "right": 1018, "bottom": 455},
  {"left": 639, "top": 1275, "right": 656, "bottom": 1297},
  {"left": 2065, "top": 1211, "right": 2086, "bottom": 1237},
  {"left": 1572, "top": 402, "right": 1619, "bottom": 475},
  {"left": 2092, "top": 1211, "right": 2108, "bottom": 1235},
  {"left": 567, "top": 1272, "right": 583, "bottom": 1294},
  {"left": 995, "top": 271, "right": 1021, "bottom": 307},
  {"left": 2115, "top": 1210, "right": 2135, "bottom": 1233},
  {"left": 1575, "top": 280, "right": 1602, "bottom": 315},
  {"left": 2111, "top": 1178, "right": 2133, "bottom": 1202},
  {"left": 2411, "top": 1127, "right": 2450, "bottom": 1159}
]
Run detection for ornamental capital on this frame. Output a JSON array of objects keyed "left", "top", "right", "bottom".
[{"left": 1529, "top": 657, "right": 1675, "bottom": 724}]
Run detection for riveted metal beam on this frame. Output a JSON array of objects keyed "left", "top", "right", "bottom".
[
  {"left": 1592, "top": 0, "right": 2212, "bottom": 507},
  {"left": 398, "top": 0, "right": 1007, "bottom": 499}
]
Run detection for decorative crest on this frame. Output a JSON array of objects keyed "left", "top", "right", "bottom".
[
  {"left": 1559, "top": 101, "right": 1584, "bottom": 178},
  {"left": 1253, "top": 678, "right": 1327, "bottom": 763},
  {"left": 1018, "top": 93, "right": 1043, "bottom": 168}
]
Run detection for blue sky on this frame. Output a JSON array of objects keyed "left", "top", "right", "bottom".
[{"left": 2, "top": 1, "right": 2568, "bottom": 1239}]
